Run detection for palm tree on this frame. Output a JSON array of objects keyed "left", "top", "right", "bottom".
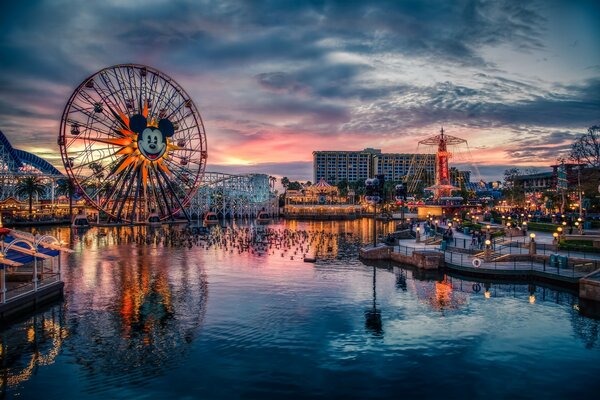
[
  {"left": 15, "top": 176, "right": 47, "bottom": 218},
  {"left": 56, "top": 178, "right": 76, "bottom": 221}
]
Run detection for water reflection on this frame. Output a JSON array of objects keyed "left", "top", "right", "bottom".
[
  {"left": 62, "top": 241, "right": 208, "bottom": 389},
  {"left": 1, "top": 219, "right": 599, "bottom": 398},
  {"left": 365, "top": 267, "right": 383, "bottom": 336},
  {"left": 0, "top": 308, "right": 67, "bottom": 395}
]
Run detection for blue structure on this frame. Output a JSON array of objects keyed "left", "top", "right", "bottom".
[
  {"left": 0, "top": 129, "right": 62, "bottom": 176},
  {"left": 0, "top": 129, "right": 64, "bottom": 201}
]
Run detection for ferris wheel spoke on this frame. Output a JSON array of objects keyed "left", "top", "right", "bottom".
[
  {"left": 112, "top": 164, "right": 137, "bottom": 221},
  {"left": 129, "top": 166, "right": 144, "bottom": 222},
  {"left": 91, "top": 83, "right": 125, "bottom": 120},
  {"left": 153, "top": 167, "right": 174, "bottom": 219},
  {"left": 161, "top": 159, "right": 197, "bottom": 191},
  {"left": 155, "top": 85, "right": 180, "bottom": 119},
  {"left": 99, "top": 71, "right": 127, "bottom": 113},
  {"left": 157, "top": 167, "right": 190, "bottom": 219},
  {"left": 110, "top": 68, "right": 132, "bottom": 112},
  {"left": 69, "top": 104, "right": 118, "bottom": 133},
  {"left": 147, "top": 167, "right": 166, "bottom": 217},
  {"left": 99, "top": 166, "right": 129, "bottom": 211},
  {"left": 75, "top": 89, "right": 125, "bottom": 132}
]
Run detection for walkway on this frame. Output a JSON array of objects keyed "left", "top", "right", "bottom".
[{"left": 394, "top": 221, "right": 600, "bottom": 284}]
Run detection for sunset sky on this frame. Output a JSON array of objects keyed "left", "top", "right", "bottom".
[{"left": 0, "top": 0, "right": 599, "bottom": 183}]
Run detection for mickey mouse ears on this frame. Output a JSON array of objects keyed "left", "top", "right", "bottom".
[
  {"left": 129, "top": 114, "right": 147, "bottom": 134},
  {"left": 129, "top": 114, "right": 175, "bottom": 137}
]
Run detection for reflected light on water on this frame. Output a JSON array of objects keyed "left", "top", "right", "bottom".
[{"left": 1, "top": 219, "right": 600, "bottom": 399}]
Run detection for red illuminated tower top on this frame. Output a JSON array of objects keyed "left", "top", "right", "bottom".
[{"left": 421, "top": 127, "right": 467, "bottom": 200}]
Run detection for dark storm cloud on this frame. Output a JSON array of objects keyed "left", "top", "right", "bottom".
[
  {"left": 0, "top": 0, "right": 599, "bottom": 177},
  {"left": 344, "top": 78, "right": 600, "bottom": 135}
]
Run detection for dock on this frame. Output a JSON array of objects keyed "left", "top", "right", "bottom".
[
  {"left": 0, "top": 228, "right": 72, "bottom": 322},
  {"left": 360, "top": 222, "right": 600, "bottom": 291}
]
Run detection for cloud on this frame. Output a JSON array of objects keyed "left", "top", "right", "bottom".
[{"left": 0, "top": 0, "right": 599, "bottom": 181}]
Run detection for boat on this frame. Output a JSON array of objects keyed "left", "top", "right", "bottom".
[
  {"left": 256, "top": 211, "right": 271, "bottom": 224},
  {"left": 147, "top": 212, "right": 161, "bottom": 225},
  {"left": 203, "top": 212, "right": 219, "bottom": 225},
  {"left": 72, "top": 211, "right": 90, "bottom": 228}
]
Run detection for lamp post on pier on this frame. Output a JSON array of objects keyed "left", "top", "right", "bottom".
[{"left": 529, "top": 233, "right": 536, "bottom": 255}]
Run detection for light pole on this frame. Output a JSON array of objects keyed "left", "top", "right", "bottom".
[
  {"left": 484, "top": 239, "right": 492, "bottom": 261},
  {"left": 529, "top": 233, "right": 536, "bottom": 255}
]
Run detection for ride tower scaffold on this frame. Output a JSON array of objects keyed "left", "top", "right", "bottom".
[{"left": 407, "top": 127, "right": 473, "bottom": 201}]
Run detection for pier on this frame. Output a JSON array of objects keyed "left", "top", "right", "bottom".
[
  {"left": 0, "top": 229, "right": 72, "bottom": 321},
  {"left": 360, "top": 222, "right": 600, "bottom": 291}
]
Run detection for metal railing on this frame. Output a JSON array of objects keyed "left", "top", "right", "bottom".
[
  {"left": 442, "top": 251, "right": 597, "bottom": 279},
  {"left": 391, "top": 242, "right": 597, "bottom": 280},
  {"left": 2, "top": 273, "right": 61, "bottom": 304}
]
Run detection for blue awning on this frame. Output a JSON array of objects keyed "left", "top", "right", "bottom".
[{"left": 1, "top": 235, "right": 60, "bottom": 269}]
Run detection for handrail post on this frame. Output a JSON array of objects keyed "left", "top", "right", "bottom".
[
  {"left": 1, "top": 268, "right": 5, "bottom": 304},
  {"left": 33, "top": 257, "right": 38, "bottom": 291}
]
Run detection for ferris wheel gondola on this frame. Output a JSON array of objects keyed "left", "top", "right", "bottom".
[{"left": 58, "top": 64, "right": 207, "bottom": 223}]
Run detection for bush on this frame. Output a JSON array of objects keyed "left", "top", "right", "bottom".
[
  {"left": 526, "top": 222, "right": 558, "bottom": 232},
  {"left": 563, "top": 239, "right": 594, "bottom": 246},
  {"left": 461, "top": 221, "right": 482, "bottom": 231},
  {"left": 558, "top": 240, "right": 600, "bottom": 253}
]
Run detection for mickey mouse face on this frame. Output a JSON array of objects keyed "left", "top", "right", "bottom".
[
  {"left": 139, "top": 128, "right": 166, "bottom": 160},
  {"left": 129, "top": 114, "right": 174, "bottom": 161}
]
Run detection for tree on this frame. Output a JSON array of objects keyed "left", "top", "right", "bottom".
[
  {"left": 15, "top": 176, "right": 47, "bottom": 218},
  {"left": 56, "top": 179, "right": 77, "bottom": 220},
  {"left": 570, "top": 125, "right": 600, "bottom": 168},
  {"left": 336, "top": 179, "right": 349, "bottom": 197},
  {"left": 281, "top": 177, "right": 290, "bottom": 192},
  {"left": 349, "top": 180, "right": 366, "bottom": 196},
  {"left": 503, "top": 168, "right": 525, "bottom": 205},
  {"left": 287, "top": 181, "right": 302, "bottom": 191}
]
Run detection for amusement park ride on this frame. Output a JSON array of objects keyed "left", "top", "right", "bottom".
[
  {"left": 58, "top": 64, "right": 207, "bottom": 224},
  {"left": 407, "top": 127, "right": 480, "bottom": 218}
]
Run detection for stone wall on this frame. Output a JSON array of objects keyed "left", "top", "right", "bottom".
[
  {"left": 359, "top": 245, "right": 392, "bottom": 260},
  {"left": 580, "top": 276, "right": 600, "bottom": 301}
]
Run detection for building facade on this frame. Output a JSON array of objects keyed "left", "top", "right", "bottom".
[
  {"left": 313, "top": 149, "right": 435, "bottom": 185},
  {"left": 374, "top": 153, "right": 436, "bottom": 183},
  {"left": 313, "top": 148, "right": 380, "bottom": 184}
]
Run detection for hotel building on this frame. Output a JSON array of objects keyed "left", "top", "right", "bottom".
[{"left": 313, "top": 149, "right": 436, "bottom": 184}]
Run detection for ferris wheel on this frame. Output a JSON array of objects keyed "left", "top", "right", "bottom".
[{"left": 58, "top": 64, "right": 207, "bottom": 223}]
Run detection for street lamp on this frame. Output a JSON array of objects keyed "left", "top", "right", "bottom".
[
  {"left": 484, "top": 239, "right": 492, "bottom": 261},
  {"left": 416, "top": 226, "right": 421, "bottom": 243}
]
